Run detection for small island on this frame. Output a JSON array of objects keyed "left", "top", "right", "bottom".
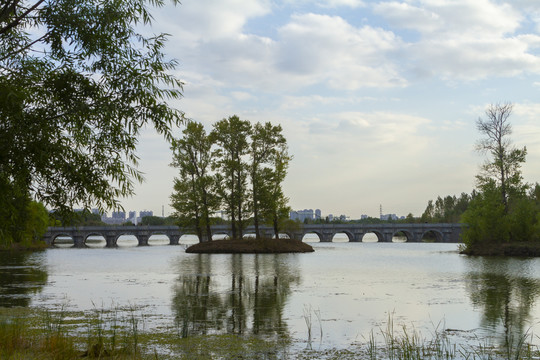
[{"left": 186, "top": 238, "right": 314, "bottom": 254}]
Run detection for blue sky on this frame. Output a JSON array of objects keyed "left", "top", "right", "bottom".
[{"left": 124, "top": 0, "right": 540, "bottom": 219}]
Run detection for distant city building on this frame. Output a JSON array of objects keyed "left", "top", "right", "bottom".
[
  {"left": 140, "top": 210, "right": 153, "bottom": 218},
  {"left": 315, "top": 209, "right": 321, "bottom": 220},
  {"left": 361, "top": 215, "right": 368, "bottom": 220},
  {"left": 127, "top": 211, "right": 137, "bottom": 225},
  {"left": 380, "top": 213, "right": 399, "bottom": 221},
  {"left": 289, "top": 209, "right": 314, "bottom": 222},
  {"left": 112, "top": 211, "right": 126, "bottom": 220}
]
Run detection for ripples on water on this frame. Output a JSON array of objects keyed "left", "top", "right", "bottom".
[{"left": 2, "top": 241, "right": 540, "bottom": 350}]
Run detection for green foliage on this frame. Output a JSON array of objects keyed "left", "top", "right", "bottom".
[
  {"left": 421, "top": 193, "right": 471, "bottom": 223},
  {"left": 461, "top": 103, "right": 539, "bottom": 250},
  {"left": 211, "top": 115, "right": 252, "bottom": 239},
  {"left": 0, "top": 179, "right": 51, "bottom": 248},
  {"left": 1, "top": 0, "right": 184, "bottom": 243},
  {"left": 461, "top": 180, "right": 509, "bottom": 246},
  {"left": 249, "top": 122, "right": 291, "bottom": 238},
  {"left": 50, "top": 209, "right": 104, "bottom": 227},
  {"left": 170, "top": 121, "right": 219, "bottom": 241},
  {"left": 171, "top": 116, "right": 292, "bottom": 241}
]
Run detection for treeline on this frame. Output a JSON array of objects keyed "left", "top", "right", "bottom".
[
  {"left": 170, "top": 115, "right": 291, "bottom": 242},
  {"left": 420, "top": 193, "right": 473, "bottom": 223}
]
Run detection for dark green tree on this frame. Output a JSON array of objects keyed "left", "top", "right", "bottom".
[
  {"left": 249, "top": 122, "right": 288, "bottom": 239},
  {"left": 259, "top": 149, "right": 291, "bottom": 238},
  {"left": 170, "top": 121, "right": 218, "bottom": 242},
  {"left": 0, "top": 0, "right": 184, "bottom": 245},
  {"left": 462, "top": 103, "right": 538, "bottom": 250},
  {"left": 211, "top": 116, "right": 251, "bottom": 239}
]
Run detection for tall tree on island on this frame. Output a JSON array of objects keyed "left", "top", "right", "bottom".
[
  {"left": 0, "top": 0, "right": 184, "bottom": 246},
  {"left": 211, "top": 116, "right": 252, "bottom": 240},
  {"left": 475, "top": 103, "right": 527, "bottom": 214},
  {"left": 259, "top": 150, "right": 292, "bottom": 238},
  {"left": 461, "top": 102, "right": 537, "bottom": 249},
  {"left": 249, "top": 122, "right": 290, "bottom": 239},
  {"left": 170, "top": 121, "right": 218, "bottom": 242}
]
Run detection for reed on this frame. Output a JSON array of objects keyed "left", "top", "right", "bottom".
[{"left": 1, "top": 306, "right": 540, "bottom": 359}]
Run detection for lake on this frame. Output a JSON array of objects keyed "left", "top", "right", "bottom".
[{"left": 2, "top": 240, "right": 540, "bottom": 356}]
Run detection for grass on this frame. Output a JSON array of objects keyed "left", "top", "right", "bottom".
[
  {"left": 185, "top": 237, "right": 315, "bottom": 254},
  {"left": 1, "top": 307, "right": 540, "bottom": 359}
]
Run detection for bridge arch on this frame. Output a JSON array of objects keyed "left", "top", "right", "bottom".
[
  {"left": 148, "top": 233, "right": 170, "bottom": 246},
  {"left": 116, "top": 234, "right": 138, "bottom": 247},
  {"left": 52, "top": 233, "right": 75, "bottom": 247},
  {"left": 392, "top": 229, "right": 414, "bottom": 243},
  {"left": 84, "top": 233, "right": 107, "bottom": 248},
  {"left": 302, "top": 231, "right": 323, "bottom": 242},
  {"left": 332, "top": 230, "right": 353, "bottom": 242},
  {"left": 360, "top": 231, "right": 385, "bottom": 242},
  {"left": 420, "top": 229, "right": 443, "bottom": 242}
]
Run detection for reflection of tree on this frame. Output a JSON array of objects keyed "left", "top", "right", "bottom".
[
  {"left": 0, "top": 251, "right": 48, "bottom": 307},
  {"left": 171, "top": 253, "right": 300, "bottom": 341},
  {"left": 464, "top": 257, "right": 540, "bottom": 348}
]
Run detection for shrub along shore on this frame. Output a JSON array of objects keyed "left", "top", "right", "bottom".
[{"left": 460, "top": 242, "right": 540, "bottom": 257}]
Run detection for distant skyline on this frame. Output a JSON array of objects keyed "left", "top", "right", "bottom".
[{"left": 120, "top": 0, "right": 540, "bottom": 219}]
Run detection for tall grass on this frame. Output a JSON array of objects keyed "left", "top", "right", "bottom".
[
  {"left": 1, "top": 307, "right": 540, "bottom": 359},
  {"left": 360, "top": 314, "right": 540, "bottom": 360}
]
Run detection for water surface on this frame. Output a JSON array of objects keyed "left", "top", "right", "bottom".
[{"left": 2, "top": 242, "right": 540, "bottom": 350}]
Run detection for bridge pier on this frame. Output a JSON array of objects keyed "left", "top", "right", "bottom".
[
  {"left": 73, "top": 234, "right": 85, "bottom": 248},
  {"left": 169, "top": 234, "right": 180, "bottom": 245},
  {"left": 411, "top": 231, "right": 424, "bottom": 243},
  {"left": 105, "top": 233, "right": 117, "bottom": 248},
  {"left": 137, "top": 234, "right": 149, "bottom": 246}
]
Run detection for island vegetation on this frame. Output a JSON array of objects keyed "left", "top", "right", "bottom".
[
  {"left": 170, "top": 116, "right": 295, "bottom": 248},
  {"left": 185, "top": 237, "right": 314, "bottom": 254},
  {"left": 416, "top": 103, "right": 540, "bottom": 256}
]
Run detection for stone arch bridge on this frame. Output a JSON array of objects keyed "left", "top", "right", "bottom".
[{"left": 43, "top": 223, "right": 463, "bottom": 248}]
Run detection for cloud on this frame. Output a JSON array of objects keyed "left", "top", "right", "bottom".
[
  {"left": 317, "top": 0, "right": 366, "bottom": 8},
  {"left": 275, "top": 13, "right": 407, "bottom": 89},
  {"left": 374, "top": 0, "right": 540, "bottom": 81}
]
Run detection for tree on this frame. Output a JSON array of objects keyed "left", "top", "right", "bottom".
[
  {"left": 1, "top": 0, "right": 184, "bottom": 244},
  {"left": 258, "top": 147, "right": 291, "bottom": 238},
  {"left": 170, "top": 121, "right": 218, "bottom": 242},
  {"left": 249, "top": 122, "right": 288, "bottom": 239},
  {"left": 211, "top": 116, "right": 251, "bottom": 239},
  {"left": 475, "top": 103, "right": 527, "bottom": 213},
  {"left": 462, "top": 103, "right": 537, "bottom": 250}
]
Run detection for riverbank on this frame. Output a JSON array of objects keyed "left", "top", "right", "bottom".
[
  {"left": 185, "top": 238, "right": 314, "bottom": 253},
  {"left": 1, "top": 307, "right": 538, "bottom": 359},
  {"left": 0, "top": 242, "right": 48, "bottom": 252},
  {"left": 460, "top": 242, "right": 540, "bottom": 257}
]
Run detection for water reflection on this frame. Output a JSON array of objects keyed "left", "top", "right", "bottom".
[
  {"left": 464, "top": 257, "right": 540, "bottom": 348},
  {"left": 0, "top": 251, "right": 48, "bottom": 307},
  {"left": 171, "top": 253, "right": 300, "bottom": 342}
]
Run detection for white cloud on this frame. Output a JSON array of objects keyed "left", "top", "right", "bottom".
[
  {"left": 318, "top": 0, "right": 366, "bottom": 8},
  {"left": 276, "top": 13, "right": 407, "bottom": 89},
  {"left": 374, "top": 0, "right": 540, "bottom": 81},
  {"left": 375, "top": 0, "right": 521, "bottom": 36}
]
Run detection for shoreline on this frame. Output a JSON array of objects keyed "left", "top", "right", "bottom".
[
  {"left": 185, "top": 238, "right": 314, "bottom": 254},
  {"left": 460, "top": 242, "right": 540, "bottom": 257}
]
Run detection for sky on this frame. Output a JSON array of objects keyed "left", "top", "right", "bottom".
[{"left": 120, "top": 0, "right": 540, "bottom": 219}]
